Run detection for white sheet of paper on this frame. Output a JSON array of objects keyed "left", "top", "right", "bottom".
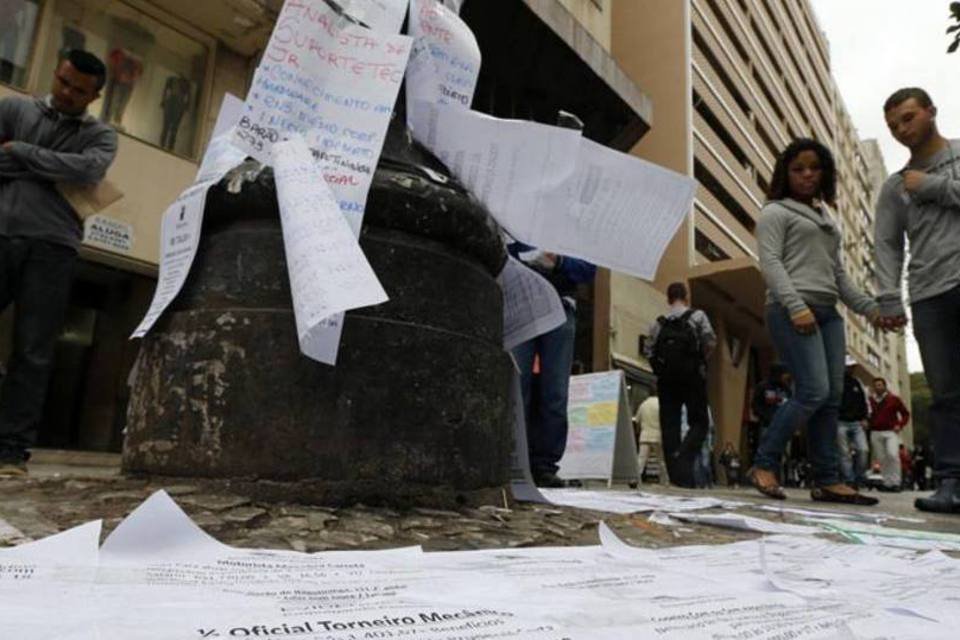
[
  {"left": 409, "top": 102, "right": 581, "bottom": 242},
  {"left": 405, "top": 0, "right": 481, "bottom": 132},
  {"left": 234, "top": 0, "right": 411, "bottom": 233},
  {"left": 130, "top": 179, "right": 214, "bottom": 338},
  {"left": 196, "top": 92, "right": 247, "bottom": 183},
  {"left": 500, "top": 256, "right": 566, "bottom": 350},
  {"left": 668, "top": 512, "right": 821, "bottom": 535},
  {"left": 132, "top": 95, "right": 251, "bottom": 339},
  {"left": 345, "top": 0, "right": 409, "bottom": 33},
  {"left": 6, "top": 492, "right": 960, "bottom": 640},
  {"left": 410, "top": 103, "right": 696, "bottom": 280},
  {"left": 100, "top": 491, "right": 230, "bottom": 563},
  {"left": 539, "top": 137, "right": 696, "bottom": 280},
  {"left": 816, "top": 519, "right": 960, "bottom": 551},
  {"left": 539, "top": 488, "right": 744, "bottom": 514},
  {"left": 273, "top": 136, "right": 389, "bottom": 363}
]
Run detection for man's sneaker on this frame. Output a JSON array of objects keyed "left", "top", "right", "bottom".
[
  {"left": 0, "top": 460, "right": 28, "bottom": 477},
  {"left": 915, "top": 479, "right": 960, "bottom": 514}
]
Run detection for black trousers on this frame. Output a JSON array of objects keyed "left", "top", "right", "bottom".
[
  {"left": 658, "top": 374, "right": 710, "bottom": 488},
  {"left": 0, "top": 237, "right": 76, "bottom": 461}
]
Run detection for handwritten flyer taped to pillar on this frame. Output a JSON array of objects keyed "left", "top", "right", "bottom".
[
  {"left": 405, "top": 0, "right": 480, "bottom": 133},
  {"left": 232, "top": 0, "right": 412, "bottom": 234},
  {"left": 272, "top": 136, "right": 388, "bottom": 363}
]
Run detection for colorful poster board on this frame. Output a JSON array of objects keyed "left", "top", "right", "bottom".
[{"left": 558, "top": 370, "right": 639, "bottom": 484}]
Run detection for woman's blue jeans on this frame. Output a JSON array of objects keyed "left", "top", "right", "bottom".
[{"left": 754, "top": 304, "right": 845, "bottom": 487}]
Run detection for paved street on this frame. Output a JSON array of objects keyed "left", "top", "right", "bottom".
[{"left": 1, "top": 451, "right": 956, "bottom": 555}]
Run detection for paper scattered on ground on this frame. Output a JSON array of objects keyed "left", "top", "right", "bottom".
[
  {"left": 3, "top": 492, "right": 959, "bottom": 638},
  {"left": 753, "top": 503, "right": 927, "bottom": 525},
  {"left": 667, "top": 512, "right": 821, "bottom": 535},
  {"left": 538, "top": 488, "right": 745, "bottom": 514},
  {"left": 0, "top": 517, "right": 29, "bottom": 546},
  {"left": 817, "top": 519, "right": 960, "bottom": 552}
]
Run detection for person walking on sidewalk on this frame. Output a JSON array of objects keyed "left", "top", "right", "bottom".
[
  {"left": 875, "top": 87, "right": 960, "bottom": 514},
  {"left": 837, "top": 356, "right": 870, "bottom": 487},
  {"left": 749, "top": 139, "right": 879, "bottom": 506},
  {"left": 868, "top": 377, "right": 911, "bottom": 492},
  {"left": 633, "top": 388, "right": 668, "bottom": 485},
  {"left": 0, "top": 50, "right": 117, "bottom": 476},
  {"left": 645, "top": 282, "right": 716, "bottom": 488}
]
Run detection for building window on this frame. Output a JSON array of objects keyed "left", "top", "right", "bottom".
[
  {"left": 0, "top": 0, "right": 42, "bottom": 88},
  {"left": 695, "top": 229, "right": 730, "bottom": 262},
  {"left": 36, "top": 0, "right": 210, "bottom": 159}
]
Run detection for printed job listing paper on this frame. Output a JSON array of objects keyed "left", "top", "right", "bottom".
[{"left": 410, "top": 101, "right": 696, "bottom": 280}]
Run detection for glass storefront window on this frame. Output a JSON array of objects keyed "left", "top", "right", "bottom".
[
  {"left": 36, "top": 0, "right": 209, "bottom": 159},
  {"left": 0, "top": 0, "right": 42, "bottom": 88}
]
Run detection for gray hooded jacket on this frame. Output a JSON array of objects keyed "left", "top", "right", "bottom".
[
  {"left": 0, "top": 95, "right": 118, "bottom": 248},
  {"left": 757, "top": 198, "right": 877, "bottom": 317},
  {"left": 874, "top": 139, "right": 960, "bottom": 316}
]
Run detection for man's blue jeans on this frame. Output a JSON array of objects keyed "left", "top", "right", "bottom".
[
  {"left": 912, "top": 285, "right": 960, "bottom": 480},
  {"left": 512, "top": 305, "right": 576, "bottom": 475},
  {"left": 837, "top": 420, "right": 869, "bottom": 484},
  {"left": 754, "top": 304, "right": 845, "bottom": 487}
]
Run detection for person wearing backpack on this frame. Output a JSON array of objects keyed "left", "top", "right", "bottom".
[
  {"left": 644, "top": 282, "right": 716, "bottom": 488},
  {"left": 750, "top": 139, "right": 881, "bottom": 505}
]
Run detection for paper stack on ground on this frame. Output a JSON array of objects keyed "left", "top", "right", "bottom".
[{"left": 4, "top": 491, "right": 958, "bottom": 639}]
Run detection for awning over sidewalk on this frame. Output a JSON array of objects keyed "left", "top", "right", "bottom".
[{"left": 688, "top": 257, "right": 767, "bottom": 328}]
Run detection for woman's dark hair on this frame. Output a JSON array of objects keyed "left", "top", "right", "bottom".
[{"left": 767, "top": 138, "right": 837, "bottom": 206}]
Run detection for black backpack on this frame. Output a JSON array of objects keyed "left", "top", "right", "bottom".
[{"left": 651, "top": 310, "right": 702, "bottom": 380}]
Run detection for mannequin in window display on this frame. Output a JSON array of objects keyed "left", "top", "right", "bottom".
[
  {"left": 57, "top": 25, "right": 87, "bottom": 63},
  {"left": 100, "top": 47, "right": 143, "bottom": 128},
  {"left": 160, "top": 75, "right": 191, "bottom": 151},
  {"left": 0, "top": 1, "right": 39, "bottom": 86}
]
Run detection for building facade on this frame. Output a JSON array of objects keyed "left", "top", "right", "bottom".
[
  {"left": 604, "top": 0, "right": 911, "bottom": 455},
  {"left": 0, "top": 0, "right": 908, "bottom": 458},
  {"left": 0, "top": 0, "right": 650, "bottom": 452}
]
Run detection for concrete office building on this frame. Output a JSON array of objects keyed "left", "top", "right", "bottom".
[{"left": 602, "top": 0, "right": 910, "bottom": 454}]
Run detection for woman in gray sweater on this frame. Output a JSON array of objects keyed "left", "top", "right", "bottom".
[{"left": 750, "top": 139, "right": 879, "bottom": 505}]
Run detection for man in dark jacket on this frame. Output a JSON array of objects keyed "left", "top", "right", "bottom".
[
  {"left": 510, "top": 243, "right": 596, "bottom": 487},
  {"left": 0, "top": 50, "right": 118, "bottom": 475},
  {"left": 837, "top": 356, "right": 870, "bottom": 486}
]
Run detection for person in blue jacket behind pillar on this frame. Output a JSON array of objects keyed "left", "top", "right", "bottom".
[{"left": 509, "top": 241, "right": 596, "bottom": 488}]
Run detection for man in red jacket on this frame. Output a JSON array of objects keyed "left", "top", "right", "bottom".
[{"left": 868, "top": 378, "right": 911, "bottom": 492}]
